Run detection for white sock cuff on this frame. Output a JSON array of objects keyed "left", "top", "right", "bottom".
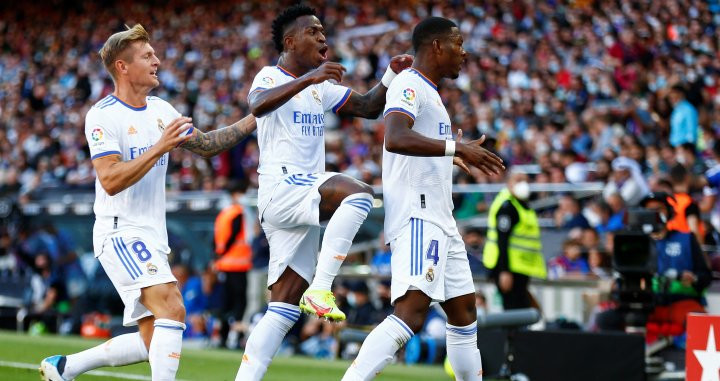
[
  {"left": 446, "top": 321, "right": 478, "bottom": 346},
  {"left": 154, "top": 318, "right": 186, "bottom": 331},
  {"left": 341, "top": 193, "right": 374, "bottom": 214},
  {"left": 267, "top": 302, "right": 301, "bottom": 323},
  {"left": 387, "top": 314, "right": 414, "bottom": 340}
]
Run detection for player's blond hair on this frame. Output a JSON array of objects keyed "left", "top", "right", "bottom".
[{"left": 99, "top": 24, "right": 150, "bottom": 79}]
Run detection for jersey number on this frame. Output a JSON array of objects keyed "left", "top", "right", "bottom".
[
  {"left": 426, "top": 240, "right": 439, "bottom": 266},
  {"left": 132, "top": 241, "right": 152, "bottom": 262}
]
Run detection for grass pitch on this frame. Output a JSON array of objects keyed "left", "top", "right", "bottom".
[{"left": 0, "top": 330, "right": 449, "bottom": 380}]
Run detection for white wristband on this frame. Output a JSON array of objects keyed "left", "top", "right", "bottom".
[
  {"left": 445, "top": 140, "right": 456, "bottom": 156},
  {"left": 381, "top": 66, "right": 398, "bottom": 87}
]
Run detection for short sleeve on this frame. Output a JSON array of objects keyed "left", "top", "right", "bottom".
[
  {"left": 383, "top": 75, "right": 422, "bottom": 121},
  {"left": 321, "top": 81, "right": 352, "bottom": 113},
  {"left": 85, "top": 109, "right": 121, "bottom": 160},
  {"left": 249, "top": 67, "right": 281, "bottom": 95}
]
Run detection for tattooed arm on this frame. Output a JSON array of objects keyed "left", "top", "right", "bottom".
[
  {"left": 336, "top": 54, "right": 413, "bottom": 119},
  {"left": 182, "top": 114, "right": 257, "bottom": 158}
]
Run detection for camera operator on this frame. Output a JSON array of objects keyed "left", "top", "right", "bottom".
[{"left": 596, "top": 192, "right": 711, "bottom": 331}]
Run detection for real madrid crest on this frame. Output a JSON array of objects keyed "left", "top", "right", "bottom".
[
  {"left": 147, "top": 262, "right": 158, "bottom": 275},
  {"left": 157, "top": 119, "right": 166, "bottom": 132},
  {"left": 311, "top": 89, "right": 322, "bottom": 105},
  {"left": 425, "top": 267, "right": 434, "bottom": 282}
]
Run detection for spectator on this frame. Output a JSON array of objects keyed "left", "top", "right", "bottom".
[
  {"left": 463, "top": 227, "right": 487, "bottom": 277},
  {"left": 554, "top": 195, "right": 590, "bottom": 229},
  {"left": 603, "top": 157, "right": 649, "bottom": 207},
  {"left": 548, "top": 239, "right": 590, "bottom": 280},
  {"left": 667, "top": 164, "right": 704, "bottom": 244},
  {"left": 668, "top": 85, "right": 699, "bottom": 148},
  {"left": 213, "top": 180, "right": 252, "bottom": 347},
  {"left": 702, "top": 141, "right": 720, "bottom": 233},
  {"left": 344, "top": 281, "right": 378, "bottom": 327}
]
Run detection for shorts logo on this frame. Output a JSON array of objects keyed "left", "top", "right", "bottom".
[
  {"left": 91, "top": 128, "right": 103, "bottom": 141},
  {"left": 311, "top": 89, "right": 322, "bottom": 105},
  {"left": 262, "top": 76, "right": 275, "bottom": 87},
  {"left": 146, "top": 263, "right": 158, "bottom": 275},
  {"left": 128, "top": 125, "right": 137, "bottom": 135},
  {"left": 157, "top": 119, "right": 165, "bottom": 132},
  {"left": 425, "top": 267, "right": 434, "bottom": 282}
]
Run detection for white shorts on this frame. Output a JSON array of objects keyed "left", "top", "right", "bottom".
[
  {"left": 390, "top": 218, "right": 475, "bottom": 304},
  {"left": 260, "top": 172, "right": 340, "bottom": 287},
  {"left": 96, "top": 231, "right": 176, "bottom": 326}
]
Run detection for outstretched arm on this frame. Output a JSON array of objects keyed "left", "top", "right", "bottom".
[
  {"left": 182, "top": 114, "right": 257, "bottom": 158},
  {"left": 384, "top": 113, "right": 504, "bottom": 176},
  {"left": 337, "top": 54, "right": 413, "bottom": 119},
  {"left": 249, "top": 63, "right": 345, "bottom": 117}
]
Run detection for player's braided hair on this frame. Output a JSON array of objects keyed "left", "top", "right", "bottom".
[{"left": 271, "top": 4, "right": 317, "bottom": 53}]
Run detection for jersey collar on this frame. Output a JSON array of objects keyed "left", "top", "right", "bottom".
[
  {"left": 111, "top": 95, "right": 147, "bottom": 111},
  {"left": 276, "top": 65, "right": 298, "bottom": 79},
  {"left": 407, "top": 68, "right": 438, "bottom": 91}
]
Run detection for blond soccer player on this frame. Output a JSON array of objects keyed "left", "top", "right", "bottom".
[{"left": 40, "top": 24, "right": 256, "bottom": 381}]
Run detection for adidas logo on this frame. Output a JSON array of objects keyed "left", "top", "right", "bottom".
[
  {"left": 128, "top": 126, "right": 137, "bottom": 135},
  {"left": 168, "top": 352, "right": 181, "bottom": 359},
  {"left": 242, "top": 354, "right": 250, "bottom": 363}
]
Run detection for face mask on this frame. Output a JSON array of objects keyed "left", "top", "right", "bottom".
[
  {"left": 346, "top": 292, "right": 357, "bottom": 308},
  {"left": 513, "top": 181, "right": 531, "bottom": 200}
]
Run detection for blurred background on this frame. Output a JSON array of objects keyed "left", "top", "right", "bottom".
[{"left": 2, "top": 0, "right": 720, "bottom": 379}]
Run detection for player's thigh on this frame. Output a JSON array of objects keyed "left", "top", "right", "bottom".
[
  {"left": 443, "top": 233, "right": 476, "bottom": 306},
  {"left": 264, "top": 222, "right": 320, "bottom": 290},
  {"left": 389, "top": 218, "right": 449, "bottom": 304},
  {"left": 97, "top": 233, "right": 175, "bottom": 326},
  {"left": 317, "top": 173, "right": 373, "bottom": 220},
  {"left": 262, "top": 172, "right": 340, "bottom": 228}
]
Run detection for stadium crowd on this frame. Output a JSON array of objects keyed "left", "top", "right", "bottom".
[{"left": 2, "top": 0, "right": 720, "bottom": 361}]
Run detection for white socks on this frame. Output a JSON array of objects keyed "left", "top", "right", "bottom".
[
  {"left": 309, "top": 193, "right": 373, "bottom": 291},
  {"left": 236, "top": 302, "right": 300, "bottom": 381},
  {"left": 446, "top": 322, "right": 483, "bottom": 381},
  {"left": 62, "top": 332, "right": 148, "bottom": 380},
  {"left": 150, "top": 319, "right": 185, "bottom": 381},
  {"left": 342, "top": 315, "right": 414, "bottom": 381}
]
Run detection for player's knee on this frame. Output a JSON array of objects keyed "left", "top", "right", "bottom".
[
  {"left": 356, "top": 183, "right": 374, "bottom": 197},
  {"left": 394, "top": 312, "right": 424, "bottom": 333},
  {"left": 164, "top": 302, "right": 186, "bottom": 322}
]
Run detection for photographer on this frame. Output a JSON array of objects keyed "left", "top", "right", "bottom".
[{"left": 597, "top": 193, "right": 711, "bottom": 331}]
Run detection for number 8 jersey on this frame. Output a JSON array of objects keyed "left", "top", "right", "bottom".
[{"left": 85, "top": 95, "right": 189, "bottom": 257}]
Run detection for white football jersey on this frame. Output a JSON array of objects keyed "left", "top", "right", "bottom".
[
  {"left": 249, "top": 66, "right": 351, "bottom": 209},
  {"left": 85, "top": 95, "right": 189, "bottom": 256},
  {"left": 382, "top": 68, "right": 458, "bottom": 242}
]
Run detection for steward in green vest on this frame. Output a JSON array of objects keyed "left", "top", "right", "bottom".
[{"left": 483, "top": 172, "right": 546, "bottom": 309}]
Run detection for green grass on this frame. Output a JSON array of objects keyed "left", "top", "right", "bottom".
[{"left": 0, "top": 330, "right": 449, "bottom": 381}]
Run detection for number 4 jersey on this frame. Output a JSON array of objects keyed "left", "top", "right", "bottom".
[{"left": 381, "top": 68, "right": 459, "bottom": 244}]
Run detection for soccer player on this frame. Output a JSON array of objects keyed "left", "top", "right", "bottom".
[
  {"left": 235, "top": 4, "right": 412, "bottom": 380},
  {"left": 40, "top": 24, "right": 256, "bottom": 381},
  {"left": 342, "top": 17, "right": 505, "bottom": 381}
]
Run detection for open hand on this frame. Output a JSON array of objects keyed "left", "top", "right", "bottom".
[
  {"left": 453, "top": 129, "right": 471, "bottom": 175},
  {"left": 457, "top": 134, "right": 505, "bottom": 176}
]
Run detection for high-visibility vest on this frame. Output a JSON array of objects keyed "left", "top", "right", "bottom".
[
  {"left": 214, "top": 204, "right": 252, "bottom": 272},
  {"left": 667, "top": 193, "right": 705, "bottom": 238},
  {"left": 483, "top": 189, "right": 547, "bottom": 279}
]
